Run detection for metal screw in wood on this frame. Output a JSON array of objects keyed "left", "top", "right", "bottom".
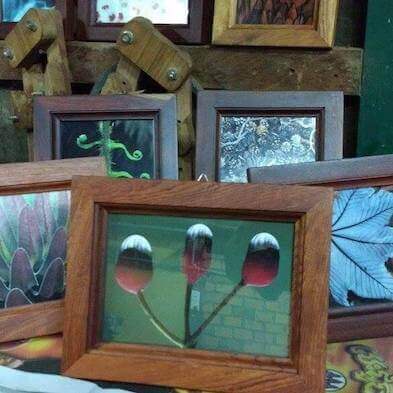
[
  {"left": 26, "top": 20, "right": 38, "bottom": 32},
  {"left": 167, "top": 68, "right": 178, "bottom": 81},
  {"left": 120, "top": 31, "right": 135, "bottom": 44},
  {"left": 2, "top": 47, "right": 14, "bottom": 60}
]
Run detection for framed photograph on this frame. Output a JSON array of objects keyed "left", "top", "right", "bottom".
[
  {"left": 196, "top": 90, "right": 343, "bottom": 183},
  {"left": 0, "top": 157, "right": 106, "bottom": 343},
  {"left": 248, "top": 155, "right": 393, "bottom": 343},
  {"left": 213, "top": 0, "right": 339, "bottom": 47},
  {"left": 61, "top": 176, "right": 333, "bottom": 392},
  {"left": 34, "top": 95, "right": 178, "bottom": 180},
  {"left": 77, "top": 0, "right": 214, "bottom": 44},
  {"left": 0, "top": 0, "right": 73, "bottom": 39}
]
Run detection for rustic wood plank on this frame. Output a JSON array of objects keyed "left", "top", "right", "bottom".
[{"left": 0, "top": 41, "right": 362, "bottom": 95}]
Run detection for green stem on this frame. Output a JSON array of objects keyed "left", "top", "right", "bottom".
[
  {"left": 184, "top": 283, "right": 192, "bottom": 342},
  {"left": 108, "top": 142, "right": 143, "bottom": 161},
  {"left": 76, "top": 138, "right": 102, "bottom": 151},
  {"left": 137, "top": 292, "right": 185, "bottom": 348},
  {"left": 188, "top": 281, "right": 244, "bottom": 346}
]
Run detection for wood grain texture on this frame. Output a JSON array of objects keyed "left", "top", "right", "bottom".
[
  {"left": 196, "top": 90, "right": 343, "bottom": 181},
  {"left": 62, "top": 177, "right": 333, "bottom": 392},
  {"left": 247, "top": 155, "right": 393, "bottom": 342},
  {"left": 0, "top": 0, "right": 74, "bottom": 40},
  {"left": 213, "top": 0, "right": 339, "bottom": 47},
  {"left": 33, "top": 94, "right": 179, "bottom": 180},
  {"left": 115, "top": 18, "right": 192, "bottom": 92},
  {"left": 0, "top": 157, "right": 106, "bottom": 343},
  {"left": 0, "top": 42, "right": 363, "bottom": 95},
  {"left": 76, "top": 0, "right": 214, "bottom": 44}
]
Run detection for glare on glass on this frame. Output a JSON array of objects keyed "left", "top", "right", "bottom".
[
  {"left": 1, "top": 0, "right": 55, "bottom": 22},
  {"left": 101, "top": 213, "right": 294, "bottom": 358},
  {"left": 219, "top": 115, "right": 318, "bottom": 183},
  {"left": 96, "top": 0, "right": 189, "bottom": 25}
]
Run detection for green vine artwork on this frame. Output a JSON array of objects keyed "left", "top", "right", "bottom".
[{"left": 76, "top": 121, "right": 151, "bottom": 179}]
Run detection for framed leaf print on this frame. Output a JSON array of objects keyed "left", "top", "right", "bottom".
[
  {"left": 62, "top": 176, "right": 333, "bottom": 393},
  {"left": 213, "top": 0, "right": 339, "bottom": 47},
  {"left": 0, "top": 157, "right": 106, "bottom": 343},
  {"left": 196, "top": 90, "right": 343, "bottom": 183},
  {"left": 77, "top": 0, "right": 214, "bottom": 44},
  {"left": 248, "top": 155, "right": 393, "bottom": 342},
  {"left": 0, "top": 0, "right": 73, "bottom": 39},
  {"left": 33, "top": 94, "right": 178, "bottom": 180}
]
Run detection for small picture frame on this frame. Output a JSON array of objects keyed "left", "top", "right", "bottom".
[
  {"left": 77, "top": 0, "right": 214, "bottom": 44},
  {"left": 34, "top": 94, "right": 178, "bottom": 180},
  {"left": 196, "top": 90, "right": 343, "bottom": 183},
  {"left": 0, "top": 0, "right": 73, "bottom": 39},
  {"left": 61, "top": 176, "right": 333, "bottom": 393},
  {"left": 213, "top": 0, "right": 339, "bottom": 47},
  {"left": 248, "top": 155, "right": 393, "bottom": 343},
  {"left": 0, "top": 157, "right": 106, "bottom": 343}
]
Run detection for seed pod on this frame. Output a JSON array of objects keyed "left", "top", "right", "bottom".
[
  {"left": 242, "top": 233, "right": 280, "bottom": 287},
  {"left": 115, "top": 235, "right": 153, "bottom": 295},
  {"left": 182, "top": 224, "right": 213, "bottom": 284}
]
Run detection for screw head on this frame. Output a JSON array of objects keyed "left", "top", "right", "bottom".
[
  {"left": 167, "top": 68, "right": 178, "bottom": 81},
  {"left": 3, "top": 47, "right": 14, "bottom": 60},
  {"left": 9, "top": 115, "right": 19, "bottom": 123},
  {"left": 26, "top": 20, "right": 38, "bottom": 32},
  {"left": 120, "top": 30, "right": 135, "bottom": 44}
]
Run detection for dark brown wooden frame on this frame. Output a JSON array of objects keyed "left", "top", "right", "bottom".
[
  {"left": 33, "top": 94, "right": 178, "bottom": 180},
  {"left": 62, "top": 176, "right": 333, "bottom": 393},
  {"left": 76, "top": 0, "right": 214, "bottom": 43},
  {"left": 196, "top": 91, "right": 344, "bottom": 182},
  {"left": 247, "top": 155, "right": 393, "bottom": 343},
  {"left": 0, "top": 157, "right": 106, "bottom": 343},
  {"left": 0, "top": 0, "right": 74, "bottom": 39}
]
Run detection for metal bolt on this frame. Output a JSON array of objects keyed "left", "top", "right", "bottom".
[
  {"left": 120, "top": 30, "right": 134, "bottom": 44},
  {"left": 3, "top": 47, "right": 14, "bottom": 60},
  {"left": 32, "top": 91, "right": 45, "bottom": 96},
  {"left": 26, "top": 20, "right": 38, "bottom": 32},
  {"left": 167, "top": 68, "right": 178, "bottom": 81},
  {"left": 9, "top": 115, "right": 19, "bottom": 123}
]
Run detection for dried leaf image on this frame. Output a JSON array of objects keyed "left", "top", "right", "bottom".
[
  {"left": 237, "top": 0, "right": 316, "bottom": 25},
  {"left": 0, "top": 191, "right": 70, "bottom": 309},
  {"left": 330, "top": 188, "right": 393, "bottom": 306}
]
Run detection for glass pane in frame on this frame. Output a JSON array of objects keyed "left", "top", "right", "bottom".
[
  {"left": 219, "top": 113, "right": 318, "bottom": 183},
  {"left": 0, "top": 190, "right": 70, "bottom": 309},
  {"left": 95, "top": 0, "right": 189, "bottom": 25},
  {"left": 236, "top": 0, "right": 316, "bottom": 25},
  {"left": 101, "top": 212, "right": 294, "bottom": 358},
  {"left": 58, "top": 118, "right": 156, "bottom": 180},
  {"left": 1, "top": 0, "right": 55, "bottom": 22}
]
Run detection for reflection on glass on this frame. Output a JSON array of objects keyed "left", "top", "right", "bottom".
[
  {"left": 102, "top": 213, "right": 294, "bottom": 358},
  {"left": 1, "top": 0, "right": 55, "bottom": 22},
  {"left": 96, "top": 0, "right": 189, "bottom": 25},
  {"left": 236, "top": 0, "right": 316, "bottom": 25},
  {"left": 330, "top": 187, "right": 393, "bottom": 309},
  {"left": 0, "top": 191, "right": 70, "bottom": 309},
  {"left": 59, "top": 119, "right": 156, "bottom": 179},
  {"left": 219, "top": 115, "right": 317, "bottom": 183}
]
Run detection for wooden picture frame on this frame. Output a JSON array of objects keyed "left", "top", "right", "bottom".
[
  {"left": 62, "top": 176, "right": 333, "bottom": 393},
  {"left": 0, "top": 0, "right": 74, "bottom": 39},
  {"left": 213, "top": 0, "right": 339, "bottom": 47},
  {"left": 196, "top": 90, "right": 343, "bottom": 183},
  {"left": 34, "top": 94, "right": 178, "bottom": 180},
  {"left": 247, "top": 155, "right": 393, "bottom": 343},
  {"left": 0, "top": 157, "right": 106, "bottom": 343},
  {"left": 76, "top": 0, "right": 214, "bottom": 44}
]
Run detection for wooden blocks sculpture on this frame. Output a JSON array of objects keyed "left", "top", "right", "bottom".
[
  {"left": 100, "top": 17, "right": 194, "bottom": 179},
  {"left": 3, "top": 8, "right": 71, "bottom": 130}
]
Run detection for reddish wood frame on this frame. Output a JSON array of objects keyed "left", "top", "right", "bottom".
[
  {"left": 247, "top": 155, "right": 393, "bottom": 343},
  {"left": 0, "top": 157, "right": 106, "bottom": 343},
  {"left": 62, "top": 177, "right": 333, "bottom": 393},
  {"left": 196, "top": 90, "right": 344, "bottom": 182},
  {"left": 0, "top": 0, "right": 74, "bottom": 39},
  {"left": 33, "top": 94, "right": 179, "bottom": 180},
  {"left": 76, "top": 0, "right": 214, "bottom": 43}
]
